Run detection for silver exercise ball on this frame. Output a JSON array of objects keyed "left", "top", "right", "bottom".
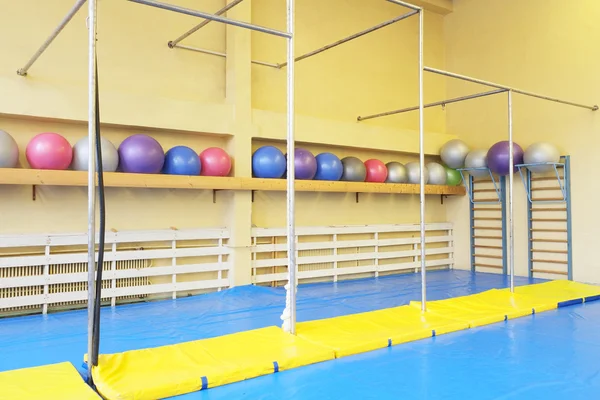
[
  {"left": 385, "top": 162, "right": 408, "bottom": 183},
  {"left": 426, "top": 162, "right": 447, "bottom": 185},
  {"left": 72, "top": 136, "right": 119, "bottom": 172},
  {"left": 464, "top": 149, "right": 489, "bottom": 177},
  {"left": 440, "top": 139, "right": 470, "bottom": 169},
  {"left": 405, "top": 161, "right": 429, "bottom": 185},
  {"left": 340, "top": 156, "right": 367, "bottom": 182},
  {"left": 523, "top": 142, "right": 560, "bottom": 173},
  {"left": 0, "top": 130, "right": 19, "bottom": 168}
]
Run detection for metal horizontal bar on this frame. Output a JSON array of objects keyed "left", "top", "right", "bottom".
[
  {"left": 357, "top": 89, "right": 506, "bottom": 121},
  {"left": 17, "top": 0, "right": 87, "bottom": 76},
  {"left": 424, "top": 66, "right": 599, "bottom": 111},
  {"left": 128, "top": 0, "right": 291, "bottom": 38},
  {"left": 278, "top": 10, "right": 418, "bottom": 69},
  {"left": 172, "top": 44, "right": 280, "bottom": 68},
  {"left": 386, "top": 0, "right": 423, "bottom": 11},
  {"left": 169, "top": 0, "right": 245, "bottom": 47}
]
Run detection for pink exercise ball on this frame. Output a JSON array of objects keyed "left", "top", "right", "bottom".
[
  {"left": 199, "top": 147, "right": 232, "bottom": 176},
  {"left": 364, "top": 159, "right": 388, "bottom": 182},
  {"left": 26, "top": 132, "right": 73, "bottom": 170}
]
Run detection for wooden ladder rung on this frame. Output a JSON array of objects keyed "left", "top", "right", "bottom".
[
  {"left": 531, "top": 187, "right": 561, "bottom": 192},
  {"left": 472, "top": 208, "right": 502, "bottom": 211},
  {"left": 473, "top": 217, "right": 502, "bottom": 221},
  {"left": 530, "top": 228, "right": 567, "bottom": 233},
  {"left": 474, "top": 235, "right": 503, "bottom": 239},
  {"left": 530, "top": 219, "right": 567, "bottom": 222},
  {"left": 474, "top": 254, "right": 503, "bottom": 259},
  {"left": 531, "top": 177, "right": 564, "bottom": 182},
  {"left": 531, "top": 268, "right": 568, "bottom": 276},
  {"left": 530, "top": 239, "right": 568, "bottom": 243},
  {"left": 475, "top": 263, "right": 503, "bottom": 269},
  {"left": 531, "top": 259, "right": 568, "bottom": 265},
  {"left": 532, "top": 249, "right": 568, "bottom": 254},
  {"left": 473, "top": 189, "right": 498, "bottom": 193},
  {"left": 530, "top": 208, "right": 567, "bottom": 212},
  {"left": 473, "top": 226, "right": 502, "bottom": 230},
  {"left": 475, "top": 198, "right": 501, "bottom": 202},
  {"left": 531, "top": 197, "right": 565, "bottom": 201},
  {"left": 473, "top": 245, "right": 503, "bottom": 249}
]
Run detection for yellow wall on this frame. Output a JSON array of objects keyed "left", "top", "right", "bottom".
[
  {"left": 443, "top": 0, "right": 600, "bottom": 283},
  {"left": 0, "top": 0, "right": 456, "bottom": 285}
]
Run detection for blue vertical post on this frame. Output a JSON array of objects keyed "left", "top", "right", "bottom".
[
  {"left": 527, "top": 168, "right": 533, "bottom": 279},
  {"left": 469, "top": 175, "right": 475, "bottom": 272},
  {"left": 500, "top": 176, "right": 508, "bottom": 275},
  {"left": 565, "top": 155, "right": 573, "bottom": 280}
]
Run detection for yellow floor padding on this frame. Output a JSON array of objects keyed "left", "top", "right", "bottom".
[
  {"left": 0, "top": 362, "right": 100, "bottom": 400},
  {"left": 508, "top": 280, "right": 600, "bottom": 305},
  {"left": 92, "top": 326, "right": 335, "bottom": 400},
  {"left": 297, "top": 306, "right": 469, "bottom": 358},
  {"left": 409, "top": 289, "right": 557, "bottom": 328}
]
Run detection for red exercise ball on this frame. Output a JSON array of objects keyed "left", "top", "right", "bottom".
[
  {"left": 26, "top": 132, "right": 73, "bottom": 170},
  {"left": 199, "top": 147, "right": 232, "bottom": 176},
  {"left": 364, "top": 159, "right": 388, "bottom": 182}
]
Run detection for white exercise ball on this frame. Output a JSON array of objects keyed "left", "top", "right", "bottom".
[
  {"left": 426, "top": 162, "right": 447, "bottom": 185},
  {"left": 523, "top": 142, "right": 560, "bottom": 173},
  {"left": 71, "top": 136, "right": 119, "bottom": 172},
  {"left": 405, "top": 161, "right": 429, "bottom": 185},
  {"left": 440, "top": 139, "right": 470, "bottom": 169},
  {"left": 0, "top": 130, "right": 19, "bottom": 168},
  {"left": 464, "top": 149, "right": 489, "bottom": 177},
  {"left": 385, "top": 162, "right": 408, "bottom": 183}
]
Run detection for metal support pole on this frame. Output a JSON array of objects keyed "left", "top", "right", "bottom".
[
  {"left": 278, "top": 10, "right": 418, "bottom": 68},
  {"left": 286, "top": 0, "right": 297, "bottom": 334},
  {"left": 17, "top": 0, "right": 87, "bottom": 76},
  {"left": 386, "top": 0, "right": 423, "bottom": 11},
  {"left": 418, "top": 10, "right": 426, "bottom": 312},
  {"left": 424, "top": 66, "right": 598, "bottom": 111},
  {"left": 129, "top": 0, "right": 291, "bottom": 38},
  {"left": 168, "top": 0, "right": 245, "bottom": 48},
  {"left": 508, "top": 90, "right": 515, "bottom": 292},
  {"left": 565, "top": 156, "right": 573, "bottom": 280},
  {"left": 86, "top": 0, "right": 98, "bottom": 382},
  {"left": 171, "top": 44, "right": 280, "bottom": 68},
  {"left": 357, "top": 89, "right": 506, "bottom": 121}
]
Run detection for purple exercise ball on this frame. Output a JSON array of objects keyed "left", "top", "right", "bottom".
[
  {"left": 118, "top": 134, "right": 165, "bottom": 174},
  {"left": 486, "top": 140, "right": 524, "bottom": 176},
  {"left": 288, "top": 148, "right": 317, "bottom": 180}
]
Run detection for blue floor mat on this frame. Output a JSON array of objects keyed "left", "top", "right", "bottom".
[{"left": 0, "top": 270, "right": 541, "bottom": 377}]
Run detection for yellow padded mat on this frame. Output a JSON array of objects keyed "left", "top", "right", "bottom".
[
  {"left": 410, "top": 289, "right": 556, "bottom": 328},
  {"left": 297, "top": 306, "right": 469, "bottom": 358},
  {"left": 92, "top": 326, "right": 335, "bottom": 400},
  {"left": 508, "top": 280, "right": 600, "bottom": 305},
  {"left": 0, "top": 362, "right": 100, "bottom": 400}
]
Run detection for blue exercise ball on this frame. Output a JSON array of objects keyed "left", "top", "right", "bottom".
[
  {"left": 252, "top": 146, "right": 286, "bottom": 178},
  {"left": 314, "top": 152, "right": 343, "bottom": 181},
  {"left": 162, "top": 146, "right": 201, "bottom": 175}
]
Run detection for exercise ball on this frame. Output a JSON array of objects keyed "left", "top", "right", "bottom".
[
  {"left": 487, "top": 140, "right": 524, "bottom": 176},
  {"left": 341, "top": 156, "right": 366, "bottom": 182},
  {"left": 288, "top": 148, "right": 317, "bottom": 180},
  {"left": 252, "top": 146, "right": 286, "bottom": 178},
  {"left": 71, "top": 136, "right": 119, "bottom": 172},
  {"left": 405, "top": 161, "right": 429, "bottom": 185},
  {"left": 118, "top": 134, "right": 165, "bottom": 174},
  {"left": 200, "top": 147, "right": 232, "bottom": 177},
  {"left": 162, "top": 146, "right": 201, "bottom": 175},
  {"left": 426, "top": 162, "right": 447, "bottom": 185},
  {"left": 445, "top": 166, "right": 462, "bottom": 186},
  {"left": 464, "top": 149, "right": 489, "bottom": 177},
  {"left": 26, "top": 132, "right": 73, "bottom": 170},
  {"left": 364, "top": 159, "right": 387, "bottom": 183},
  {"left": 440, "top": 139, "right": 470, "bottom": 169},
  {"left": 523, "top": 142, "right": 560, "bottom": 173},
  {"left": 314, "top": 152, "right": 343, "bottom": 181},
  {"left": 0, "top": 130, "right": 19, "bottom": 168},
  {"left": 385, "top": 162, "right": 408, "bottom": 183}
]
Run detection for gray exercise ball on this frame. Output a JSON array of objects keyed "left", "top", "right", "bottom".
[
  {"left": 0, "top": 130, "right": 19, "bottom": 168},
  {"left": 341, "top": 156, "right": 366, "bottom": 182},
  {"left": 385, "top": 162, "right": 408, "bottom": 183},
  {"left": 523, "top": 142, "right": 560, "bottom": 173},
  {"left": 405, "top": 161, "right": 429, "bottom": 185},
  {"left": 72, "top": 136, "right": 119, "bottom": 172},
  {"left": 426, "top": 162, "right": 447, "bottom": 185},
  {"left": 464, "top": 149, "right": 489, "bottom": 177},
  {"left": 440, "top": 139, "right": 470, "bottom": 169}
]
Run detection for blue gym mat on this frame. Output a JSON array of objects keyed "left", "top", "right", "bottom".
[{"left": 0, "top": 270, "right": 541, "bottom": 379}]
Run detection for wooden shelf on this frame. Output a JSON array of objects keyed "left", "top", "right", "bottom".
[{"left": 0, "top": 169, "right": 466, "bottom": 196}]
